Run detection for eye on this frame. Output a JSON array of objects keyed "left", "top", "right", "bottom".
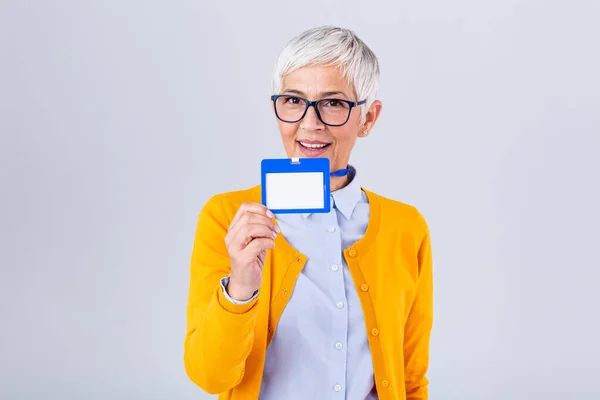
[
  {"left": 283, "top": 96, "right": 301, "bottom": 105},
  {"left": 324, "top": 99, "right": 344, "bottom": 108}
]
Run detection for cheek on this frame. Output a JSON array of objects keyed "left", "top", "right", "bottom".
[
  {"left": 330, "top": 127, "right": 358, "bottom": 148},
  {"left": 277, "top": 121, "right": 297, "bottom": 141}
]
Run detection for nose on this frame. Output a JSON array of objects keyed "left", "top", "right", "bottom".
[{"left": 299, "top": 104, "right": 325, "bottom": 131}]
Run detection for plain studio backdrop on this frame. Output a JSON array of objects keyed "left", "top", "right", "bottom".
[{"left": 1, "top": 1, "right": 599, "bottom": 399}]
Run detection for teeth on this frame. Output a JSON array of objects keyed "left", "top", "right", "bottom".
[{"left": 300, "top": 142, "right": 328, "bottom": 149}]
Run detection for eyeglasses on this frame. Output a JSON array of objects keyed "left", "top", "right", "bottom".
[{"left": 271, "top": 95, "right": 366, "bottom": 127}]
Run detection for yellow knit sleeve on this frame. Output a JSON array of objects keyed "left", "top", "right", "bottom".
[
  {"left": 404, "top": 211, "right": 434, "bottom": 400},
  {"left": 183, "top": 195, "right": 259, "bottom": 394}
]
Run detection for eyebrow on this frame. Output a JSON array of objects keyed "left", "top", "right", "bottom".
[{"left": 282, "top": 89, "right": 350, "bottom": 99}]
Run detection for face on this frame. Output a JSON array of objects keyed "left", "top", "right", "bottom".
[{"left": 273, "top": 66, "right": 382, "bottom": 174}]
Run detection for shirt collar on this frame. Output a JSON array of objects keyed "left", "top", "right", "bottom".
[{"left": 301, "top": 165, "right": 361, "bottom": 219}]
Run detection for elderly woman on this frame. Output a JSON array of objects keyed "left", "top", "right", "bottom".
[{"left": 184, "top": 26, "right": 434, "bottom": 400}]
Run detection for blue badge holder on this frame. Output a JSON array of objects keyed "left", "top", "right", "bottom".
[{"left": 261, "top": 157, "right": 331, "bottom": 214}]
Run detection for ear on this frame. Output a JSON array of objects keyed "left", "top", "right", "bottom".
[{"left": 360, "top": 100, "right": 383, "bottom": 137}]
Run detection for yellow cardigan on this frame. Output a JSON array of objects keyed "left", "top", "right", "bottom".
[{"left": 184, "top": 185, "right": 433, "bottom": 400}]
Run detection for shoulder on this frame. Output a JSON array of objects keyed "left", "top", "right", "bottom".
[{"left": 363, "top": 188, "right": 429, "bottom": 236}]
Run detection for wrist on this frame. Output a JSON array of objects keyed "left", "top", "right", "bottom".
[{"left": 226, "top": 280, "right": 256, "bottom": 301}]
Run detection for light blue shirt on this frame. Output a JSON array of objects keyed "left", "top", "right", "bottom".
[{"left": 222, "top": 166, "right": 377, "bottom": 399}]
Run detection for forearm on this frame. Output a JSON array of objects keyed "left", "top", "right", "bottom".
[
  {"left": 184, "top": 283, "right": 259, "bottom": 394},
  {"left": 404, "top": 211, "right": 434, "bottom": 400},
  {"left": 406, "top": 379, "right": 429, "bottom": 400}
]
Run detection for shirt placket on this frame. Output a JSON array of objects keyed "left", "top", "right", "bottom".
[{"left": 322, "top": 195, "right": 349, "bottom": 397}]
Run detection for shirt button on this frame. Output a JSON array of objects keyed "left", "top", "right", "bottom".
[
  {"left": 335, "top": 342, "right": 343, "bottom": 350},
  {"left": 331, "top": 264, "right": 339, "bottom": 271},
  {"left": 382, "top": 380, "right": 389, "bottom": 388},
  {"left": 348, "top": 249, "right": 357, "bottom": 257},
  {"left": 360, "top": 284, "right": 369, "bottom": 292},
  {"left": 334, "top": 384, "right": 342, "bottom": 392},
  {"left": 336, "top": 302, "right": 344, "bottom": 309},
  {"left": 328, "top": 227, "right": 336, "bottom": 233},
  {"left": 371, "top": 328, "right": 379, "bottom": 336}
]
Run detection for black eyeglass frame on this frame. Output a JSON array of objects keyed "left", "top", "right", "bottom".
[{"left": 271, "top": 95, "right": 367, "bottom": 127}]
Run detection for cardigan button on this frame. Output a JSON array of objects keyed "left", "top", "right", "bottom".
[
  {"left": 348, "top": 249, "right": 357, "bottom": 257},
  {"left": 371, "top": 328, "right": 379, "bottom": 336},
  {"left": 382, "top": 380, "right": 389, "bottom": 388},
  {"left": 360, "top": 284, "right": 369, "bottom": 292}
]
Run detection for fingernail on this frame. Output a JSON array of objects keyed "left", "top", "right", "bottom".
[
  {"left": 274, "top": 225, "right": 280, "bottom": 233},
  {"left": 267, "top": 210, "right": 274, "bottom": 218},
  {"left": 272, "top": 231, "right": 277, "bottom": 238}
]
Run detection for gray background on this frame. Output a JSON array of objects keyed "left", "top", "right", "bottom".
[{"left": 1, "top": 0, "right": 599, "bottom": 399}]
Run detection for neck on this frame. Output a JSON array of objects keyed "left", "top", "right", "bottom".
[{"left": 331, "top": 175, "right": 350, "bottom": 192}]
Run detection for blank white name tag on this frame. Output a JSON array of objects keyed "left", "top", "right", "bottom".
[{"left": 261, "top": 158, "right": 331, "bottom": 214}]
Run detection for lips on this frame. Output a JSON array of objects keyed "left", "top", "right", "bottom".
[
  {"left": 297, "top": 140, "right": 331, "bottom": 157},
  {"left": 299, "top": 141, "right": 330, "bottom": 149}
]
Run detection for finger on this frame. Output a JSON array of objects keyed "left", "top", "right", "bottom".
[
  {"left": 243, "top": 238, "right": 275, "bottom": 258},
  {"left": 238, "top": 212, "right": 280, "bottom": 233},
  {"left": 227, "top": 211, "right": 261, "bottom": 246},
  {"left": 257, "top": 249, "right": 267, "bottom": 265},
  {"left": 226, "top": 212, "right": 279, "bottom": 247},
  {"left": 229, "top": 203, "right": 274, "bottom": 231},
  {"left": 230, "top": 224, "right": 277, "bottom": 251},
  {"left": 228, "top": 220, "right": 275, "bottom": 249}
]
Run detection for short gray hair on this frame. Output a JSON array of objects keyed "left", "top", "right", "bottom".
[{"left": 271, "top": 26, "right": 380, "bottom": 116}]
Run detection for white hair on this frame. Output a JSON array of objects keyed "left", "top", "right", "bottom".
[{"left": 271, "top": 25, "right": 380, "bottom": 117}]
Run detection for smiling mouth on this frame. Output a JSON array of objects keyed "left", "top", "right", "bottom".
[{"left": 298, "top": 141, "right": 331, "bottom": 150}]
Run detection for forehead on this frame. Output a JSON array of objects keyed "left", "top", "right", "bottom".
[{"left": 281, "top": 66, "right": 353, "bottom": 97}]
